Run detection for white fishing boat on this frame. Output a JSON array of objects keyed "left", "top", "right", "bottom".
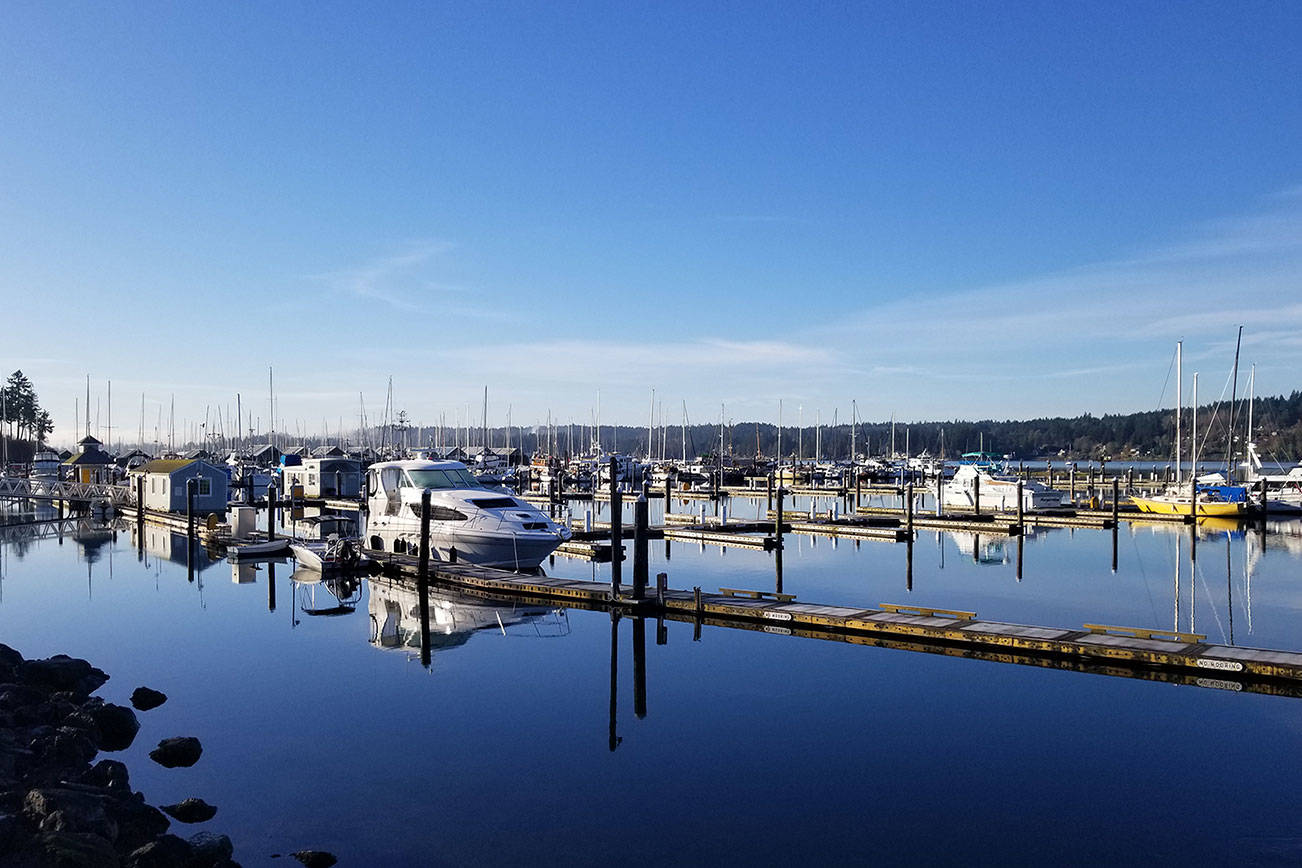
[
  {"left": 941, "top": 463, "right": 1066, "bottom": 511},
  {"left": 365, "top": 459, "right": 571, "bottom": 569}
]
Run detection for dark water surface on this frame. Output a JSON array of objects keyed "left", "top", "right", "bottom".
[{"left": 2, "top": 509, "right": 1302, "bottom": 866}]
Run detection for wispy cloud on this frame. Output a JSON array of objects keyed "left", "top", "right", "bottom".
[{"left": 307, "top": 241, "right": 455, "bottom": 312}]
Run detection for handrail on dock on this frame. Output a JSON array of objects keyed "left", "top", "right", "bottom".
[
  {"left": 880, "top": 603, "right": 977, "bottom": 620},
  {"left": 718, "top": 587, "right": 797, "bottom": 602},
  {"left": 1083, "top": 623, "right": 1205, "bottom": 643}
]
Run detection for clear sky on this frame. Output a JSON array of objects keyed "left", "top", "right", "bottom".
[{"left": 3, "top": 1, "right": 1300, "bottom": 447}]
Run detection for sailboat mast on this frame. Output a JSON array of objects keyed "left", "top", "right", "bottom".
[
  {"left": 1175, "top": 341, "right": 1182, "bottom": 485},
  {"left": 850, "top": 400, "right": 857, "bottom": 462},
  {"left": 1247, "top": 364, "right": 1255, "bottom": 460},
  {"left": 1228, "top": 325, "right": 1243, "bottom": 481},
  {"left": 1191, "top": 372, "right": 1199, "bottom": 480}
]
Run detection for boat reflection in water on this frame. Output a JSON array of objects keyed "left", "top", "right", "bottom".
[
  {"left": 291, "top": 568, "right": 363, "bottom": 619},
  {"left": 367, "top": 578, "right": 569, "bottom": 665}
]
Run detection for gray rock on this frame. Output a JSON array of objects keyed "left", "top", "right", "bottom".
[
  {"left": 128, "top": 688, "right": 166, "bottom": 712},
  {"left": 0, "top": 683, "right": 45, "bottom": 710},
  {"left": 102, "top": 793, "right": 169, "bottom": 855},
  {"left": 189, "top": 830, "right": 233, "bottom": 861},
  {"left": 126, "top": 833, "right": 193, "bottom": 867},
  {"left": 79, "top": 760, "right": 131, "bottom": 795},
  {"left": 0, "top": 644, "right": 23, "bottom": 669},
  {"left": 28, "top": 729, "right": 99, "bottom": 781},
  {"left": 37, "top": 829, "right": 120, "bottom": 867},
  {"left": 291, "top": 850, "right": 337, "bottom": 868},
  {"left": 88, "top": 704, "right": 139, "bottom": 752},
  {"left": 160, "top": 798, "right": 216, "bottom": 824},
  {"left": 23, "top": 787, "right": 117, "bottom": 843},
  {"left": 148, "top": 738, "right": 202, "bottom": 769},
  {"left": 17, "top": 656, "right": 108, "bottom": 697}
]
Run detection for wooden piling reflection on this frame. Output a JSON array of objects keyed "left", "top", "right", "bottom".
[
  {"left": 633, "top": 617, "right": 647, "bottom": 720},
  {"left": 608, "top": 611, "right": 621, "bottom": 752}
]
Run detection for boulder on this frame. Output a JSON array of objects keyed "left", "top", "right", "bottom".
[
  {"left": 148, "top": 738, "right": 202, "bottom": 769},
  {"left": 103, "top": 794, "right": 169, "bottom": 856},
  {"left": 126, "top": 833, "right": 193, "bottom": 868},
  {"left": 17, "top": 657, "right": 108, "bottom": 697},
  {"left": 0, "top": 683, "right": 46, "bottom": 710},
  {"left": 292, "top": 850, "right": 338, "bottom": 868},
  {"left": 79, "top": 761, "right": 131, "bottom": 795},
  {"left": 24, "top": 787, "right": 117, "bottom": 842},
  {"left": 188, "top": 830, "right": 234, "bottom": 862},
  {"left": 160, "top": 798, "right": 216, "bottom": 824},
  {"left": 0, "top": 644, "right": 23, "bottom": 669},
  {"left": 128, "top": 689, "right": 166, "bottom": 713},
  {"left": 88, "top": 705, "right": 139, "bottom": 752},
  {"left": 37, "top": 829, "right": 120, "bottom": 867},
  {"left": 28, "top": 729, "right": 99, "bottom": 782}
]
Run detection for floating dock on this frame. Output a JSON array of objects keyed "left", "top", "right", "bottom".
[{"left": 368, "top": 551, "right": 1302, "bottom": 698}]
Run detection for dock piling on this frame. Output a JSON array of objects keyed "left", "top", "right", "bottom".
[
  {"left": 632, "top": 494, "right": 648, "bottom": 599},
  {"left": 418, "top": 490, "right": 432, "bottom": 667},
  {"left": 609, "top": 457, "right": 622, "bottom": 599},
  {"left": 266, "top": 482, "right": 277, "bottom": 542},
  {"left": 905, "top": 482, "right": 914, "bottom": 536}
]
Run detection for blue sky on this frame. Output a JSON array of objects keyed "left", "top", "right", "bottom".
[{"left": 3, "top": 2, "right": 1301, "bottom": 446}]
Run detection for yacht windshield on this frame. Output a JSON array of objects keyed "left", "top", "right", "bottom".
[{"left": 404, "top": 468, "right": 484, "bottom": 490}]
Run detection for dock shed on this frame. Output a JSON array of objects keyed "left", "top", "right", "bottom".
[
  {"left": 132, "top": 459, "right": 229, "bottom": 514},
  {"left": 280, "top": 457, "right": 362, "bottom": 498}
]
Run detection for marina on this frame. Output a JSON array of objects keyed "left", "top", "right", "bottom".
[{"left": 6, "top": 4, "right": 1302, "bottom": 864}]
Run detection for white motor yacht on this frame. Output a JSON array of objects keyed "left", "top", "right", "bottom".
[
  {"left": 942, "top": 463, "right": 1066, "bottom": 511},
  {"left": 365, "top": 459, "right": 571, "bottom": 569},
  {"left": 29, "top": 450, "right": 61, "bottom": 481}
]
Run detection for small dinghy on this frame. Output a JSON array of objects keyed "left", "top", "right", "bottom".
[
  {"left": 288, "top": 536, "right": 368, "bottom": 573},
  {"left": 230, "top": 538, "right": 291, "bottom": 560}
]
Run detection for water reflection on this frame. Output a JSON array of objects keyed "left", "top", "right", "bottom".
[
  {"left": 292, "top": 570, "right": 362, "bottom": 618},
  {"left": 366, "top": 578, "right": 569, "bottom": 666}
]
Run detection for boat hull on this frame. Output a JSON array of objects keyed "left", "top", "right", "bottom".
[
  {"left": 1129, "top": 496, "right": 1248, "bottom": 518},
  {"left": 367, "top": 520, "right": 566, "bottom": 570}
]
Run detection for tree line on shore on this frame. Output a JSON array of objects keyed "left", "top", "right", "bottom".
[{"left": 1, "top": 370, "right": 54, "bottom": 463}]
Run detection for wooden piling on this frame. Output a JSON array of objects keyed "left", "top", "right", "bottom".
[
  {"left": 135, "top": 475, "right": 145, "bottom": 537},
  {"left": 610, "top": 457, "right": 622, "bottom": 598},
  {"left": 1016, "top": 480, "right": 1024, "bottom": 531},
  {"left": 632, "top": 494, "right": 648, "bottom": 599},
  {"left": 266, "top": 482, "right": 277, "bottom": 542},
  {"left": 905, "top": 482, "right": 914, "bottom": 536},
  {"left": 973, "top": 474, "right": 981, "bottom": 516},
  {"left": 186, "top": 477, "right": 196, "bottom": 540},
  {"left": 418, "top": 489, "right": 432, "bottom": 668},
  {"left": 774, "top": 485, "right": 784, "bottom": 550}
]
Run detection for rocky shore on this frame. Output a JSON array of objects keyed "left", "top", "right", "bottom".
[{"left": 0, "top": 644, "right": 238, "bottom": 867}]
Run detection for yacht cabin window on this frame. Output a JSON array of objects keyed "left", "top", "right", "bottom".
[{"left": 403, "top": 468, "right": 484, "bottom": 490}]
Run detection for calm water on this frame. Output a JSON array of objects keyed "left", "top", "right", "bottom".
[{"left": 3, "top": 504, "right": 1302, "bottom": 866}]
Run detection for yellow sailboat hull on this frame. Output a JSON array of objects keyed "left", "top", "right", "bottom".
[{"left": 1129, "top": 495, "right": 1247, "bottom": 518}]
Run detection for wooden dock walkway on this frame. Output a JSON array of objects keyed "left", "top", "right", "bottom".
[{"left": 369, "top": 552, "right": 1302, "bottom": 698}]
